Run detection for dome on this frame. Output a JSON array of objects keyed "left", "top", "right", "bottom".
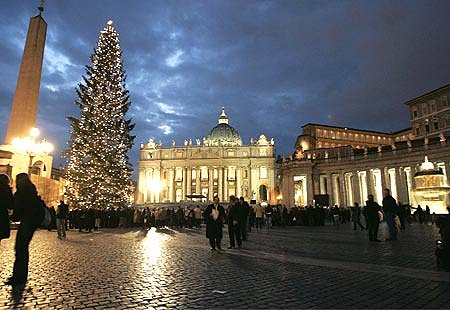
[{"left": 205, "top": 108, "right": 242, "bottom": 146}]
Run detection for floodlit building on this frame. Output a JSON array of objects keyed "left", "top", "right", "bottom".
[
  {"left": 280, "top": 84, "right": 450, "bottom": 211},
  {"left": 136, "top": 108, "right": 277, "bottom": 205}
]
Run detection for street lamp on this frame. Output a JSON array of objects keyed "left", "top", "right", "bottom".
[{"left": 11, "top": 127, "right": 53, "bottom": 176}]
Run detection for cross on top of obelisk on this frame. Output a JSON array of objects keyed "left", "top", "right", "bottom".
[{"left": 38, "top": 0, "right": 45, "bottom": 15}]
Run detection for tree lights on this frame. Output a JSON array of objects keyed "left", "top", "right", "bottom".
[{"left": 65, "top": 20, "right": 135, "bottom": 209}]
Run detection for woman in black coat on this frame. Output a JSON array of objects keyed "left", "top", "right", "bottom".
[
  {"left": 6, "top": 173, "right": 44, "bottom": 286},
  {"left": 0, "top": 174, "right": 14, "bottom": 242}
]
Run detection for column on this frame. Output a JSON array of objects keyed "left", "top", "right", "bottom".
[
  {"left": 326, "top": 173, "right": 333, "bottom": 206},
  {"left": 367, "top": 170, "right": 374, "bottom": 198},
  {"left": 182, "top": 167, "right": 187, "bottom": 201},
  {"left": 218, "top": 167, "right": 223, "bottom": 201},
  {"left": 395, "top": 167, "right": 404, "bottom": 203},
  {"left": 313, "top": 174, "right": 320, "bottom": 196},
  {"left": 339, "top": 172, "right": 346, "bottom": 207},
  {"left": 224, "top": 167, "right": 228, "bottom": 200},
  {"left": 208, "top": 168, "right": 214, "bottom": 201},
  {"left": 155, "top": 169, "right": 161, "bottom": 203},
  {"left": 352, "top": 172, "right": 361, "bottom": 205},
  {"left": 247, "top": 164, "right": 252, "bottom": 201},
  {"left": 186, "top": 167, "right": 192, "bottom": 196},
  {"left": 195, "top": 167, "right": 201, "bottom": 195},
  {"left": 307, "top": 173, "right": 314, "bottom": 206},
  {"left": 236, "top": 167, "right": 242, "bottom": 198},
  {"left": 168, "top": 168, "right": 174, "bottom": 202},
  {"left": 381, "top": 167, "right": 388, "bottom": 192}
]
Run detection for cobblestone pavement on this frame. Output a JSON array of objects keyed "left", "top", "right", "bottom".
[{"left": 1, "top": 222, "right": 450, "bottom": 309}]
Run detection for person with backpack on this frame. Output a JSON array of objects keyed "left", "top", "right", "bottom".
[{"left": 6, "top": 173, "right": 44, "bottom": 286}]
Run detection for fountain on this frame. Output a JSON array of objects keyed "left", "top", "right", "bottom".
[{"left": 411, "top": 156, "right": 450, "bottom": 214}]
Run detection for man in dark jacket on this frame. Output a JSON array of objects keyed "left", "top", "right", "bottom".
[
  {"left": 203, "top": 195, "right": 226, "bottom": 250},
  {"left": 227, "top": 195, "right": 242, "bottom": 248},
  {"left": 239, "top": 197, "right": 250, "bottom": 241},
  {"left": 364, "top": 195, "right": 381, "bottom": 242},
  {"left": 382, "top": 188, "right": 398, "bottom": 241}
]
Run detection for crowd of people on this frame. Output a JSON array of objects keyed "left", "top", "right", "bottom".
[{"left": 1, "top": 170, "right": 450, "bottom": 287}]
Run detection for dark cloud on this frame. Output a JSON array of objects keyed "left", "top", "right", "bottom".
[{"left": 1, "top": 0, "right": 450, "bottom": 177}]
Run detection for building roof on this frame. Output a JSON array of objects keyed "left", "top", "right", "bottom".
[
  {"left": 300, "top": 123, "right": 404, "bottom": 136},
  {"left": 404, "top": 83, "right": 450, "bottom": 106}
]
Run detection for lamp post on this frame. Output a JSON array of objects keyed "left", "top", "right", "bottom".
[{"left": 12, "top": 127, "right": 53, "bottom": 176}]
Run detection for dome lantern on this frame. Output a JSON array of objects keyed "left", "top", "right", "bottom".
[{"left": 205, "top": 108, "right": 242, "bottom": 146}]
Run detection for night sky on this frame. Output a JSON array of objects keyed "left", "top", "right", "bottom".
[{"left": 1, "top": 0, "right": 450, "bottom": 175}]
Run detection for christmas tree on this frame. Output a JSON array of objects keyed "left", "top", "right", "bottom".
[{"left": 65, "top": 20, "right": 135, "bottom": 209}]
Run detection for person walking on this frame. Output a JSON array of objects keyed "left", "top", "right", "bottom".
[
  {"left": 56, "top": 200, "right": 69, "bottom": 239},
  {"left": 0, "top": 174, "right": 14, "bottom": 244},
  {"left": 227, "top": 195, "right": 242, "bottom": 248},
  {"left": 203, "top": 195, "right": 225, "bottom": 250},
  {"left": 351, "top": 202, "right": 365, "bottom": 230},
  {"left": 239, "top": 197, "right": 250, "bottom": 241},
  {"left": 382, "top": 188, "right": 398, "bottom": 241},
  {"left": 254, "top": 203, "right": 264, "bottom": 229},
  {"left": 6, "top": 173, "right": 44, "bottom": 286},
  {"left": 364, "top": 195, "right": 381, "bottom": 242}
]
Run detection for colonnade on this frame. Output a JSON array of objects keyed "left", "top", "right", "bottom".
[{"left": 285, "top": 160, "right": 450, "bottom": 208}]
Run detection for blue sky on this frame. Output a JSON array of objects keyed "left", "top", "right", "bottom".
[{"left": 1, "top": 0, "right": 450, "bottom": 174}]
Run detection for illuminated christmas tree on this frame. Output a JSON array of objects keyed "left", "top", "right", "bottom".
[{"left": 65, "top": 20, "right": 135, "bottom": 209}]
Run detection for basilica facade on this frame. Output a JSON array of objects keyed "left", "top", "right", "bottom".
[
  {"left": 136, "top": 109, "right": 276, "bottom": 205},
  {"left": 280, "top": 83, "right": 450, "bottom": 209}
]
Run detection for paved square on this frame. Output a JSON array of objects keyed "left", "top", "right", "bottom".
[{"left": 1, "top": 222, "right": 450, "bottom": 309}]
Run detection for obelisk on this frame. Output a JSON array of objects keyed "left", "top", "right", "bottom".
[{"left": 4, "top": 1, "right": 47, "bottom": 144}]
